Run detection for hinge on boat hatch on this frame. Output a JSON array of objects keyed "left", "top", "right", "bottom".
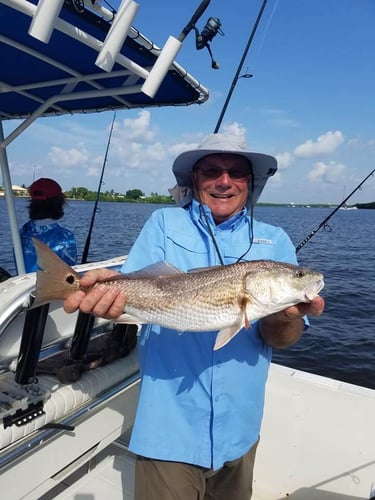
[{"left": 0, "top": 374, "right": 50, "bottom": 428}]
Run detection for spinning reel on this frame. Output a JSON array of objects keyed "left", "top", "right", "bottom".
[{"left": 193, "top": 16, "right": 224, "bottom": 69}]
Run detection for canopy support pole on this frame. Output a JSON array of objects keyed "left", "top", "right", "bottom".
[{"left": 0, "top": 121, "right": 25, "bottom": 274}]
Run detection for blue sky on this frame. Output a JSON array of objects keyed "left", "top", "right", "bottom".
[{"left": 2, "top": 0, "right": 375, "bottom": 204}]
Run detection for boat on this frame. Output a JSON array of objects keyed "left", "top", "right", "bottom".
[
  {"left": 339, "top": 205, "right": 358, "bottom": 210},
  {"left": 1, "top": 2, "right": 375, "bottom": 499}
]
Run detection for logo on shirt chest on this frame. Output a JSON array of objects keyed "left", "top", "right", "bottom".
[{"left": 253, "top": 238, "right": 273, "bottom": 245}]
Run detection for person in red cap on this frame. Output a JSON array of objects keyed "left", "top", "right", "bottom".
[{"left": 20, "top": 178, "right": 77, "bottom": 272}]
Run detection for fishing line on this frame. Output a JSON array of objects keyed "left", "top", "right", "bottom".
[
  {"left": 213, "top": 0, "right": 270, "bottom": 134},
  {"left": 250, "top": 0, "right": 279, "bottom": 63},
  {"left": 81, "top": 111, "right": 117, "bottom": 264},
  {"left": 296, "top": 167, "right": 375, "bottom": 253}
]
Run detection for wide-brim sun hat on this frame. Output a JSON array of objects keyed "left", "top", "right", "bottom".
[{"left": 170, "top": 133, "right": 278, "bottom": 208}]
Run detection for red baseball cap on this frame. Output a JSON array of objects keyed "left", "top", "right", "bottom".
[{"left": 29, "top": 178, "right": 62, "bottom": 200}]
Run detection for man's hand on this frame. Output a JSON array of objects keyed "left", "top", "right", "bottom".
[
  {"left": 63, "top": 268, "right": 127, "bottom": 320},
  {"left": 259, "top": 296, "right": 325, "bottom": 349},
  {"left": 281, "top": 295, "right": 325, "bottom": 320}
]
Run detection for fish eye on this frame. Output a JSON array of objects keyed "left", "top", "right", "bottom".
[
  {"left": 295, "top": 270, "right": 305, "bottom": 278},
  {"left": 66, "top": 274, "right": 75, "bottom": 284}
]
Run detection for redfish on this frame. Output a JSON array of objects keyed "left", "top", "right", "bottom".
[{"left": 31, "top": 238, "right": 324, "bottom": 350}]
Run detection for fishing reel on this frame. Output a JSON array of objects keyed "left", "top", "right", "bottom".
[
  {"left": 71, "top": 0, "right": 85, "bottom": 13},
  {"left": 194, "top": 17, "right": 224, "bottom": 69}
]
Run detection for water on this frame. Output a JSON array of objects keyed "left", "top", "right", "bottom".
[{"left": 1, "top": 198, "right": 374, "bottom": 389}]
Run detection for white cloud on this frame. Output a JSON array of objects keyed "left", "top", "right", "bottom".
[
  {"left": 122, "top": 110, "right": 155, "bottom": 141},
  {"left": 48, "top": 145, "right": 89, "bottom": 167},
  {"left": 168, "top": 141, "right": 199, "bottom": 158},
  {"left": 294, "top": 131, "right": 344, "bottom": 158},
  {"left": 275, "top": 151, "right": 294, "bottom": 169},
  {"left": 102, "top": 111, "right": 164, "bottom": 175},
  {"left": 260, "top": 108, "right": 299, "bottom": 128},
  {"left": 221, "top": 122, "right": 247, "bottom": 138},
  {"left": 307, "top": 160, "right": 346, "bottom": 183}
]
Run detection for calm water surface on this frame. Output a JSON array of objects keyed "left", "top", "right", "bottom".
[{"left": 1, "top": 199, "right": 374, "bottom": 389}]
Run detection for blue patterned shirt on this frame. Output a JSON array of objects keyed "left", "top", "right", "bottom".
[{"left": 20, "top": 219, "right": 77, "bottom": 272}]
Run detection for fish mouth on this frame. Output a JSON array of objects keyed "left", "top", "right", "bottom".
[{"left": 304, "top": 279, "right": 325, "bottom": 301}]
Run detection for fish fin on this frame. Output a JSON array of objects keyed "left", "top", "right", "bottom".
[
  {"left": 214, "top": 325, "right": 242, "bottom": 350},
  {"left": 239, "top": 295, "right": 251, "bottom": 330},
  {"left": 188, "top": 265, "right": 222, "bottom": 273},
  {"left": 244, "top": 312, "right": 251, "bottom": 330},
  {"left": 114, "top": 313, "right": 144, "bottom": 325},
  {"left": 31, "top": 238, "right": 81, "bottom": 307},
  {"left": 124, "top": 261, "right": 184, "bottom": 279}
]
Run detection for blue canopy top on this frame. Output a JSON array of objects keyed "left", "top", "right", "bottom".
[
  {"left": 0, "top": 0, "right": 209, "bottom": 122},
  {"left": 0, "top": 0, "right": 209, "bottom": 274}
]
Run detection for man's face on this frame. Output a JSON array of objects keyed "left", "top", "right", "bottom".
[{"left": 192, "top": 153, "right": 252, "bottom": 224}]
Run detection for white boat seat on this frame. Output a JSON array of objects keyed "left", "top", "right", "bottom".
[{"left": 0, "top": 346, "right": 139, "bottom": 453}]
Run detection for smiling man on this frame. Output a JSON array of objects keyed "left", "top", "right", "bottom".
[
  {"left": 64, "top": 133, "right": 325, "bottom": 500},
  {"left": 192, "top": 153, "right": 252, "bottom": 223}
]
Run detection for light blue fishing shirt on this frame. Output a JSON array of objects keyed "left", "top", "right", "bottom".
[
  {"left": 122, "top": 198, "right": 299, "bottom": 470},
  {"left": 20, "top": 219, "right": 77, "bottom": 273}
]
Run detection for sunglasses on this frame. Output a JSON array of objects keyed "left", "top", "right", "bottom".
[{"left": 196, "top": 165, "right": 251, "bottom": 180}]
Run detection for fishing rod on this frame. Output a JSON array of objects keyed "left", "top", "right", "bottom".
[
  {"left": 213, "top": 0, "right": 269, "bottom": 133},
  {"left": 296, "top": 167, "right": 375, "bottom": 253},
  {"left": 81, "top": 111, "right": 117, "bottom": 264},
  {"left": 70, "top": 111, "right": 117, "bottom": 363}
]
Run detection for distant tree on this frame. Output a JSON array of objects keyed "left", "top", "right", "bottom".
[
  {"left": 126, "top": 188, "right": 144, "bottom": 200},
  {"left": 147, "top": 192, "right": 174, "bottom": 204},
  {"left": 76, "top": 187, "right": 89, "bottom": 199}
]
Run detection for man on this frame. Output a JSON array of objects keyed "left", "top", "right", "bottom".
[{"left": 64, "top": 133, "right": 324, "bottom": 499}]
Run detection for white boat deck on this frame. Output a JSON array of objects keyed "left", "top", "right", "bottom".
[
  {"left": 46, "top": 443, "right": 136, "bottom": 500},
  {"left": 34, "top": 363, "right": 375, "bottom": 500}
]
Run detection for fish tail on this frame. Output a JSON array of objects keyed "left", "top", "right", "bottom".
[{"left": 32, "top": 238, "right": 81, "bottom": 307}]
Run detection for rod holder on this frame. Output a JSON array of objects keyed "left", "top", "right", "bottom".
[
  {"left": 95, "top": 0, "right": 139, "bottom": 72},
  {"left": 15, "top": 304, "right": 50, "bottom": 385},
  {"left": 141, "top": 36, "right": 182, "bottom": 98},
  {"left": 28, "top": 0, "right": 65, "bottom": 44},
  {"left": 69, "top": 312, "right": 95, "bottom": 361}
]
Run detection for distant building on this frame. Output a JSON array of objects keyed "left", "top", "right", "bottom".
[{"left": 0, "top": 185, "right": 29, "bottom": 197}]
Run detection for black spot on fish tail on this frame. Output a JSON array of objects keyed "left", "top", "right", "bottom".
[{"left": 66, "top": 274, "right": 76, "bottom": 285}]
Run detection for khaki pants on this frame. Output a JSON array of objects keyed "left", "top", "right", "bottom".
[{"left": 134, "top": 440, "right": 259, "bottom": 500}]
